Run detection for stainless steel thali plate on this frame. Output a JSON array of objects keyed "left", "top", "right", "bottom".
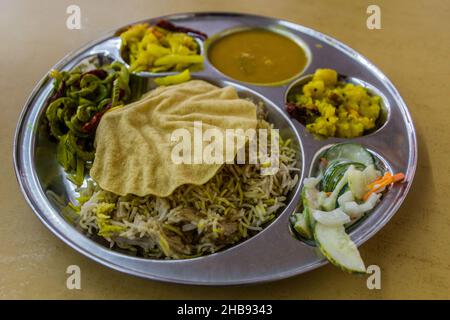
[{"left": 13, "top": 12, "right": 417, "bottom": 285}]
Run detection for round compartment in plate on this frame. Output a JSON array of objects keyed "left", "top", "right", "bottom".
[
  {"left": 291, "top": 142, "right": 397, "bottom": 245},
  {"left": 289, "top": 142, "right": 403, "bottom": 247},
  {"left": 285, "top": 73, "right": 390, "bottom": 138},
  {"left": 118, "top": 24, "right": 206, "bottom": 77},
  {"left": 206, "top": 26, "right": 311, "bottom": 86}
]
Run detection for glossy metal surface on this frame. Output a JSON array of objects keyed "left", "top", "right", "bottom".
[{"left": 14, "top": 12, "right": 417, "bottom": 285}]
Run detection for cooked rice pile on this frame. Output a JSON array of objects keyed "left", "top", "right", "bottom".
[{"left": 72, "top": 117, "right": 299, "bottom": 259}]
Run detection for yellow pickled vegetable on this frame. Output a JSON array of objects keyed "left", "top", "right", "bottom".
[
  {"left": 288, "top": 68, "right": 381, "bottom": 138},
  {"left": 120, "top": 23, "right": 203, "bottom": 73},
  {"left": 154, "top": 69, "right": 191, "bottom": 86}
]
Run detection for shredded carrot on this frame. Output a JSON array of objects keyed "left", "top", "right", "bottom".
[
  {"left": 367, "top": 172, "right": 390, "bottom": 189},
  {"left": 392, "top": 173, "right": 405, "bottom": 183},
  {"left": 363, "top": 172, "right": 405, "bottom": 201}
]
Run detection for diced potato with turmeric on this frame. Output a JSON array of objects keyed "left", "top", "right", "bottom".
[
  {"left": 360, "top": 103, "right": 380, "bottom": 120},
  {"left": 302, "top": 80, "right": 325, "bottom": 98},
  {"left": 344, "top": 84, "right": 367, "bottom": 103},
  {"left": 307, "top": 116, "right": 338, "bottom": 137},
  {"left": 313, "top": 68, "right": 338, "bottom": 87},
  {"left": 316, "top": 100, "right": 335, "bottom": 118},
  {"left": 289, "top": 68, "right": 382, "bottom": 138}
]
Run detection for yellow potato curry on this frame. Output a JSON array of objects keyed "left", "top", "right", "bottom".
[{"left": 287, "top": 69, "right": 382, "bottom": 138}]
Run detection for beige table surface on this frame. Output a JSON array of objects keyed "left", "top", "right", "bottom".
[{"left": 1, "top": 0, "right": 449, "bottom": 299}]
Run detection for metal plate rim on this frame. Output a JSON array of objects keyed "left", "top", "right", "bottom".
[{"left": 13, "top": 11, "right": 417, "bottom": 285}]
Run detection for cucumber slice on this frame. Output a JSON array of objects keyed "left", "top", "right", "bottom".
[
  {"left": 337, "top": 190, "right": 354, "bottom": 208},
  {"left": 293, "top": 212, "right": 312, "bottom": 239},
  {"left": 301, "top": 188, "right": 316, "bottom": 231},
  {"left": 348, "top": 167, "right": 367, "bottom": 199},
  {"left": 312, "top": 208, "right": 351, "bottom": 227},
  {"left": 322, "top": 168, "right": 351, "bottom": 211},
  {"left": 314, "top": 223, "right": 366, "bottom": 274},
  {"left": 342, "top": 192, "right": 381, "bottom": 220},
  {"left": 338, "top": 183, "right": 350, "bottom": 199},
  {"left": 329, "top": 163, "right": 365, "bottom": 191},
  {"left": 322, "top": 161, "right": 365, "bottom": 192},
  {"left": 321, "top": 160, "right": 351, "bottom": 191},
  {"left": 324, "top": 143, "right": 374, "bottom": 167},
  {"left": 362, "top": 164, "right": 381, "bottom": 185}
]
